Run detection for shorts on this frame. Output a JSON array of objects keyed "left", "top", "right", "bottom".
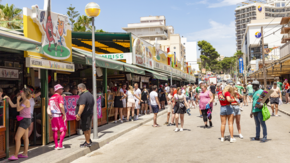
[
  {"left": 122, "top": 100, "right": 126, "bottom": 108},
  {"left": 248, "top": 93, "right": 253, "bottom": 96},
  {"left": 127, "top": 101, "right": 135, "bottom": 108},
  {"left": 151, "top": 105, "right": 159, "bottom": 113},
  {"left": 51, "top": 116, "right": 67, "bottom": 132},
  {"left": 19, "top": 118, "right": 31, "bottom": 129},
  {"left": 186, "top": 97, "right": 190, "bottom": 101},
  {"left": 81, "top": 114, "right": 93, "bottom": 132},
  {"left": 167, "top": 104, "right": 173, "bottom": 112},
  {"left": 141, "top": 99, "right": 148, "bottom": 105},
  {"left": 287, "top": 90, "right": 290, "bottom": 94},
  {"left": 220, "top": 105, "right": 234, "bottom": 116},
  {"left": 232, "top": 105, "right": 241, "bottom": 116},
  {"left": 270, "top": 97, "right": 279, "bottom": 104},
  {"left": 135, "top": 100, "right": 140, "bottom": 109}
]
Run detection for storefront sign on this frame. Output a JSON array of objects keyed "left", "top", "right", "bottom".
[
  {"left": 26, "top": 57, "right": 75, "bottom": 72},
  {"left": 133, "top": 37, "right": 153, "bottom": 69},
  {"left": 154, "top": 61, "right": 170, "bottom": 72},
  {"left": 23, "top": 0, "right": 72, "bottom": 62},
  {"left": 141, "top": 76, "right": 150, "bottom": 83},
  {"left": 0, "top": 68, "right": 19, "bottom": 79},
  {"left": 100, "top": 53, "right": 132, "bottom": 64},
  {"left": 64, "top": 95, "right": 79, "bottom": 121}
]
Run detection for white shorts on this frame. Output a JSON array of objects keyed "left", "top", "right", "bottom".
[
  {"left": 135, "top": 100, "right": 140, "bottom": 109},
  {"left": 122, "top": 100, "right": 126, "bottom": 108},
  {"left": 167, "top": 104, "right": 173, "bottom": 112}
]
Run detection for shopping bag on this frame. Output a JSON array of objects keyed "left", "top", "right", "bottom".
[
  {"left": 262, "top": 104, "right": 270, "bottom": 121},
  {"left": 279, "top": 98, "right": 283, "bottom": 105}
]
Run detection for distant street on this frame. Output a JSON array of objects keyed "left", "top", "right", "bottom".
[{"left": 72, "top": 103, "right": 290, "bottom": 163}]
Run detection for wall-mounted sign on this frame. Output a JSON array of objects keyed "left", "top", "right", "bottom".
[
  {"left": 100, "top": 53, "right": 132, "bottom": 64},
  {"left": 133, "top": 37, "right": 153, "bottom": 69},
  {"left": 258, "top": 5, "right": 262, "bottom": 12},
  {"left": 154, "top": 61, "right": 170, "bottom": 72},
  {"left": 26, "top": 57, "right": 75, "bottom": 72},
  {"left": 0, "top": 68, "right": 19, "bottom": 79},
  {"left": 255, "top": 32, "right": 261, "bottom": 38}
]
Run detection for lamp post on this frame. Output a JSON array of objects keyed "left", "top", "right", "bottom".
[
  {"left": 168, "top": 52, "right": 174, "bottom": 86},
  {"left": 85, "top": 2, "right": 101, "bottom": 139}
]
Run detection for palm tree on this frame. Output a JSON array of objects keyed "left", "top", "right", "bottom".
[
  {"left": 77, "top": 15, "right": 92, "bottom": 29},
  {"left": 0, "top": 4, "right": 22, "bottom": 29},
  {"left": 73, "top": 23, "right": 86, "bottom": 32}
]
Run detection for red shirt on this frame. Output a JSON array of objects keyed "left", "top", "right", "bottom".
[
  {"left": 218, "top": 91, "right": 231, "bottom": 106},
  {"left": 173, "top": 89, "right": 177, "bottom": 97},
  {"left": 285, "top": 83, "right": 289, "bottom": 90}
]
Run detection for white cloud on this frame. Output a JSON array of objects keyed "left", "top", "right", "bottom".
[
  {"left": 208, "top": 0, "right": 245, "bottom": 8},
  {"left": 186, "top": 20, "right": 236, "bottom": 57}
]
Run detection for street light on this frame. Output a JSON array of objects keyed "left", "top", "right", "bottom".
[
  {"left": 168, "top": 52, "right": 174, "bottom": 86},
  {"left": 85, "top": 2, "right": 101, "bottom": 139}
]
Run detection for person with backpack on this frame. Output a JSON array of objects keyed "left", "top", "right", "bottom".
[{"left": 250, "top": 80, "right": 269, "bottom": 142}]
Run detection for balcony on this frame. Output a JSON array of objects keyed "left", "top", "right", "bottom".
[
  {"left": 281, "top": 34, "right": 290, "bottom": 43},
  {"left": 280, "top": 17, "right": 290, "bottom": 25},
  {"left": 280, "top": 41, "right": 290, "bottom": 58}
]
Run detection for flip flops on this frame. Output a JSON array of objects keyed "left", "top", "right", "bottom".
[
  {"left": 18, "top": 154, "right": 28, "bottom": 158},
  {"left": 8, "top": 155, "right": 18, "bottom": 161}
]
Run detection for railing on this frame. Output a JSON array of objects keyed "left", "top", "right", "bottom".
[{"left": 280, "top": 40, "right": 290, "bottom": 58}]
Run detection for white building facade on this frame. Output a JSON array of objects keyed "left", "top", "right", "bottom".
[{"left": 181, "top": 38, "right": 199, "bottom": 74}]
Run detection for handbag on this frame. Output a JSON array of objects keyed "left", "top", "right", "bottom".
[
  {"left": 262, "top": 104, "right": 270, "bottom": 121},
  {"left": 16, "top": 115, "right": 23, "bottom": 121},
  {"left": 179, "top": 102, "right": 185, "bottom": 108}
]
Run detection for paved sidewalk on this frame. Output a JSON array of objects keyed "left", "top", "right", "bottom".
[{"left": 1, "top": 109, "right": 167, "bottom": 163}]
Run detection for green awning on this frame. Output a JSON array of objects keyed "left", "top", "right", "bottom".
[
  {"left": 124, "top": 64, "right": 145, "bottom": 75},
  {"left": 145, "top": 69, "right": 168, "bottom": 81},
  {"left": 0, "top": 30, "right": 43, "bottom": 53}
]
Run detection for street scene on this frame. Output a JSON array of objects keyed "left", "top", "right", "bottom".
[{"left": 1, "top": 0, "right": 290, "bottom": 163}]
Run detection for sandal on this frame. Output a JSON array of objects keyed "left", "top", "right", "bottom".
[
  {"left": 18, "top": 154, "right": 28, "bottom": 158},
  {"left": 8, "top": 155, "right": 18, "bottom": 161}
]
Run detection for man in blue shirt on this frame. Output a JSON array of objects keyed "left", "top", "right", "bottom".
[{"left": 250, "top": 80, "right": 269, "bottom": 142}]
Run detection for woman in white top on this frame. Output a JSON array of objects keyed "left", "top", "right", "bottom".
[
  {"left": 165, "top": 88, "right": 175, "bottom": 125},
  {"left": 172, "top": 88, "right": 189, "bottom": 132},
  {"left": 126, "top": 85, "right": 142, "bottom": 121}
]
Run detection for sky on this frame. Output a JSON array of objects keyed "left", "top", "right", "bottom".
[{"left": 3, "top": 0, "right": 247, "bottom": 57}]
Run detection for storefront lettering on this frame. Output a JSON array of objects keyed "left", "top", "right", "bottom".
[{"left": 101, "top": 54, "right": 124, "bottom": 59}]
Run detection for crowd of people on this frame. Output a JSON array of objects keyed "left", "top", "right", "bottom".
[{"left": 2, "top": 77, "right": 289, "bottom": 160}]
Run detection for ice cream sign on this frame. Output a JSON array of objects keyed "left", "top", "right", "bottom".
[{"left": 30, "top": 0, "right": 71, "bottom": 60}]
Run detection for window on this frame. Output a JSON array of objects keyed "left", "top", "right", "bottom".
[
  {"left": 282, "top": 2, "right": 286, "bottom": 7},
  {"left": 174, "top": 47, "right": 176, "bottom": 49},
  {"left": 275, "top": 3, "right": 280, "bottom": 7}
]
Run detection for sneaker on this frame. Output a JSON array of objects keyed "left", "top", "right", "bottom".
[
  {"left": 230, "top": 138, "right": 236, "bottom": 143},
  {"left": 55, "top": 147, "right": 59, "bottom": 150},
  {"left": 131, "top": 119, "right": 134, "bottom": 122},
  {"left": 261, "top": 138, "right": 267, "bottom": 142},
  {"left": 239, "top": 134, "right": 244, "bottom": 139},
  {"left": 221, "top": 137, "right": 224, "bottom": 142},
  {"left": 275, "top": 115, "right": 279, "bottom": 117},
  {"left": 209, "top": 121, "right": 212, "bottom": 127},
  {"left": 251, "top": 137, "right": 260, "bottom": 141},
  {"left": 58, "top": 146, "right": 65, "bottom": 150},
  {"left": 204, "top": 125, "right": 208, "bottom": 129},
  {"left": 240, "top": 108, "right": 243, "bottom": 111},
  {"left": 80, "top": 141, "right": 91, "bottom": 148},
  {"left": 180, "top": 128, "right": 183, "bottom": 132},
  {"left": 175, "top": 128, "right": 179, "bottom": 132},
  {"left": 113, "top": 121, "right": 117, "bottom": 123},
  {"left": 120, "top": 120, "right": 123, "bottom": 123},
  {"left": 272, "top": 113, "right": 275, "bottom": 116}
]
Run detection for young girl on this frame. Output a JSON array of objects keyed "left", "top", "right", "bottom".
[{"left": 6, "top": 87, "right": 32, "bottom": 160}]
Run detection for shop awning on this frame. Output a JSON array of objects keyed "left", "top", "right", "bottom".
[
  {"left": 72, "top": 32, "right": 131, "bottom": 54},
  {"left": 124, "top": 64, "right": 145, "bottom": 75},
  {"left": 145, "top": 69, "right": 168, "bottom": 81},
  {"left": 0, "top": 30, "right": 43, "bottom": 53}
]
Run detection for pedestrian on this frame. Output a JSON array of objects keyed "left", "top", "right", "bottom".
[
  {"left": 28, "top": 89, "right": 41, "bottom": 138},
  {"left": 218, "top": 85, "right": 235, "bottom": 143},
  {"left": 72, "top": 88, "right": 78, "bottom": 95},
  {"left": 75, "top": 83, "right": 95, "bottom": 147},
  {"left": 127, "top": 85, "right": 142, "bottom": 121},
  {"left": 150, "top": 85, "right": 161, "bottom": 127},
  {"left": 250, "top": 80, "right": 269, "bottom": 142},
  {"left": 196, "top": 82, "right": 203, "bottom": 117},
  {"left": 173, "top": 87, "right": 188, "bottom": 132},
  {"left": 198, "top": 85, "right": 214, "bottom": 128},
  {"left": 270, "top": 82, "right": 282, "bottom": 116},
  {"left": 5, "top": 87, "right": 32, "bottom": 160},
  {"left": 164, "top": 83, "right": 170, "bottom": 94},
  {"left": 47, "top": 84, "right": 67, "bottom": 149},
  {"left": 141, "top": 85, "right": 149, "bottom": 115},
  {"left": 63, "top": 86, "right": 72, "bottom": 96},
  {"left": 120, "top": 84, "right": 127, "bottom": 119},
  {"left": 243, "top": 84, "right": 248, "bottom": 106},
  {"left": 277, "top": 79, "right": 283, "bottom": 93},
  {"left": 210, "top": 82, "right": 217, "bottom": 105},
  {"left": 158, "top": 85, "right": 166, "bottom": 110},
  {"left": 284, "top": 79, "right": 290, "bottom": 104},
  {"left": 232, "top": 87, "right": 243, "bottom": 139},
  {"left": 235, "top": 82, "right": 244, "bottom": 111},
  {"left": 165, "top": 88, "right": 174, "bottom": 125},
  {"left": 114, "top": 87, "right": 126, "bottom": 123},
  {"left": 247, "top": 82, "right": 254, "bottom": 103},
  {"left": 134, "top": 83, "right": 142, "bottom": 119}
]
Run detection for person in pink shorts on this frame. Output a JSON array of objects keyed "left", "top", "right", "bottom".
[{"left": 47, "top": 84, "right": 67, "bottom": 150}]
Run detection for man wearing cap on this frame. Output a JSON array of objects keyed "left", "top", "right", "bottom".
[
  {"left": 247, "top": 82, "right": 254, "bottom": 103},
  {"left": 250, "top": 80, "right": 269, "bottom": 142},
  {"left": 47, "top": 84, "right": 67, "bottom": 150},
  {"left": 75, "top": 83, "right": 95, "bottom": 147}
]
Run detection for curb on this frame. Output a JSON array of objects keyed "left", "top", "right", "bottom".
[
  {"left": 53, "top": 109, "right": 168, "bottom": 163},
  {"left": 278, "top": 109, "right": 290, "bottom": 116}
]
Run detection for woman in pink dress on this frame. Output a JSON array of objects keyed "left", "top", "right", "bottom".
[{"left": 197, "top": 85, "right": 214, "bottom": 128}]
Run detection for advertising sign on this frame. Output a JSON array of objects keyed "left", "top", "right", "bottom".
[
  {"left": 100, "top": 53, "right": 133, "bottom": 64},
  {"left": 0, "top": 68, "right": 19, "bottom": 79},
  {"left": 64, "top": 95, "right": 79, "bottom": 121},
  {"left": 133, "top": 37, "right": 153, "bottom": 69},
  {"left": 23, "top": 0, "right": 72, "bottom": 62},
  {"left": 26, "top": 57, "right": 75, "bottom": 72},
  {"left": 239, "top": 58, "right": 244, "bottom": 74}
]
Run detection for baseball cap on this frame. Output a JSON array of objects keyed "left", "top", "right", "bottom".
[
  {"left": 54, "top": 84, "right": 63, "bottom": 92},
  {"left": 237, "top": 82, "right": 241, "bottom": 85},
  {"left": 252, "top": 80, "right": 260, "bottom": 85}
]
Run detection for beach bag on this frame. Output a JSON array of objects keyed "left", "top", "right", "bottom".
[{"left": 262, "top": 104, "right": 270, "bottom": 121}]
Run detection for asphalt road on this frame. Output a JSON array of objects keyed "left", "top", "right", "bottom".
[{"left": 72, "top": 103, "right": 290, "bottom": 163}]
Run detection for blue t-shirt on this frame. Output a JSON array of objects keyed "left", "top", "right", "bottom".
[{"left": 252, "top": 89, "right": 263, "bottom": 113}]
